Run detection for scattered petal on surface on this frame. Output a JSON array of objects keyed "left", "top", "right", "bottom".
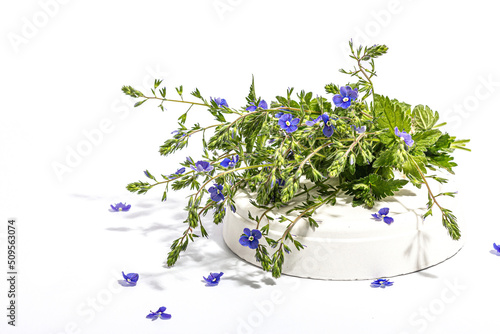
[
  {"left": 372, "top": 207, "right": 394, "bottom": 225},
  {"left": 110, "top": 202, "right": 131, "bottom": 212},
  {"left": 370, "top": 278, "right": 394, "bottom": 288},
  {"left": 146, "top": 307, "right": 171, "bottom": 321},
  {"left": 122, "top": 271, "right": 139, "bottom": 285},
  {"left": 203, "top": 272, "right": 224, "bottom": 286}
]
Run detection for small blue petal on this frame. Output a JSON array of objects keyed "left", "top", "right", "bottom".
[
  {"left": 251, "top": 229, "right": 262, "bottom": 239},
  {"left": 160, "top": 313, "right": 172, "bottom": 320},
  {"left": 248, "top": 239, "right": 259, "bottom": 249},
  {"left": 239, "top": 236, "right": 250, "bottom": 247},
  {"left": 494, "top": 243, "right": 500, "bottom": 252},
  {"left": 379, "top": 207, "right": 390, "bottom": 216},
  {"left": 323, "top": 125, "right": 334, "bottom": 137}
]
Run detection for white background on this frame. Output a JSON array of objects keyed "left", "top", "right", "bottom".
[{"left": 1, "top": 0, "right": 499, "bottom": 333}]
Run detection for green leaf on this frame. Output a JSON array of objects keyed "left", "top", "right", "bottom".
[
  {"left": 375, "top": 95, "right": 412, "bottom": 144},
  {"left": 368, "top": 174, "right": 408, "bottom": 200},
  {"left": 400, "top": 154, "right": 427, "bottom": 180},
  {"left": 412, "top": 105, "right": 439, "bottom": 131},
  {"left": 411, "top": 129, "right": 442, "bottom": 153},
  {"left": 154, "top": 79, "right": 163, "bottom": 89},
  {"left": 340, "top": 174, "right": 408, "bottom": 208},
  {"left": 134, "top": 99, "right": 147, "bottom": 107},
  {"left": 372, "top": 145, "right": 404, "bottom": 168},
  {"left": 175, "top": 85, "right": 183, "bottom": 97},
  {"left": 246, "top": 75, "right": 256, "bottom": 104}
]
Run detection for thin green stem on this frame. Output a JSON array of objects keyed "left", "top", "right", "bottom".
[
  {"left": 407, "top": 155, "right": 443, "bottom": 212},
  {"left": 145, "top": 96, "right": 209, "bottom": 107}
]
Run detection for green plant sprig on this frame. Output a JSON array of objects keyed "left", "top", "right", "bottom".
[{"left": 123, "top": 41, "right": 469, "bottom": 277}]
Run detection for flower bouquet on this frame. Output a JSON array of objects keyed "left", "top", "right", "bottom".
[{"left": 123, "top": 42, "right": 469, "bottom": 279}]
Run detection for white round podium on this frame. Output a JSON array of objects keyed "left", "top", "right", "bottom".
[{"left": 223, "top": 176, "right": 463, "bottom": 280}]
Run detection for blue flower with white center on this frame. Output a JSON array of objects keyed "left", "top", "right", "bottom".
[
  {"left": 370, "top": 278, "right": 394, "bottom": 288},
  {"left": 246, "top": 100, "right": 268, "bottom": 111},
  {"left": 211, "top": 97, "right": 228, "bottom": 108},
  {"left": 146, "top": 307, "right": 171, "bottom": 321},
  {"left": 122, "top": 272, "right": 139, "bottom": 285},
  {"left": 395, "top": 127, "right": 414, "bottom": 147},
  {"left": 110, "top": 202, "right": 131, "bottom": 212},
  {"left": 169, "top": 167, "right": 186, "bottom": 179},
  {"left": 208, "top": 184, "right": 224, "bottom": 202},
  {"left": 191, "top": 160, "right": 214, "bottom": 172},
  {"left": 278, "top": 113, "right": 300, "bottom": 133},
  {"left": 203, "top": 272, "right": 224, "bottom": 286},
  {"left": 372, "top": 207, "right": 394, "bottom": 225},
  {"left": 354, "top": 125, "right": 366, "bottom": 134},
  {"left": 220, "top": 155, "right": 239, "bottom": 168},
  {"left": 494, "top": 243, "right": 500, "bottom": 253},
  {"left": 305, "top": 113, "right": 335, "bottom": 137},
  {"left": 333, "top": 86, "right": 358, "bottom": 109},
  {"left": 239, "top": 228, "right": 262, "bottom": 249}
]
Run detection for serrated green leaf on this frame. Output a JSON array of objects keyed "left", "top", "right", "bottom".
[
  {"left": 412, "top": 105, "right": 439, "bottom": 131},
  {"left": 375, "top": 95, "right": 412, "bottom": 141},
  {"left": 372, "top": 145, "right": 404, "bottom": 168},
  {"left": 411, "top": 129, "right": 442, "bottom": 153}
]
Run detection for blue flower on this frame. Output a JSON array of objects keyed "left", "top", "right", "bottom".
[
  {"left": 203, "top": 272, "right": 224, "bottom": 286},
  {"left": 354, "top": 125, "right": 366, "bottom": 134},
  {"left": 239, "top": 228, "right": 262, "bottom": 249},
  {"left": 305, "top": 113, "right": 335, "bottom": 137},
  {"left": 370, "top": 278, "right": 394, "bottom": 288},
  {"left": 122, "top": 272, "right": 139, "bottom": 285},
  {"left": 372, "top": 207, "right": 394, "bottom": 225},
  {"left": 220, "top": 155, "right": 239, "bottom": 168},
  {"left": 211, "top": 97, "right": 228, "bottom": 108},
  {"left": 278, "top": 113, "right": 300, "bottom": 133},
  {"left": 169, "top": 167, "right": 186, "bottom": 179},
  {"left": 333, "top": 86, "right": 358, "bottom": 109},
  {"left": 110, "top": 202, "right": 131, "bottom": 212},
  {"left": 246, "top": 100, "right": 268, "bottom": 111},
  {"left": 208, "top": 184, "right": 224, "bottom": 202},
  {"left": 395, "top": 127, "right": 414, "bottom": 147},
  {"left": 146, "top": 307, "right": 171, "bottom": 321},
  {"left": 494, "top": 243, "right": 500, "bottom": 253},
  {"left": 191, "top": 160, "right": 214, "bottom": 172}
]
